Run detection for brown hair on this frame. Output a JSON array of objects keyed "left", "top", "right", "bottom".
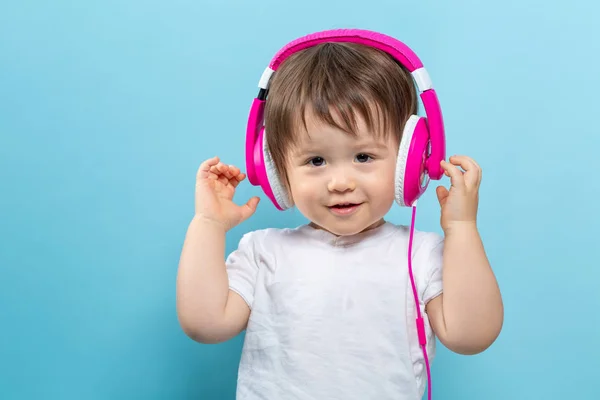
[{"left": 264, "top": 41, "right": 418, "bottom": 183}]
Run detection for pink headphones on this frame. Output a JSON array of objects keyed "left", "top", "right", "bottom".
[{"left": 245, "top": 28, "right": 446, "bottom": 210}]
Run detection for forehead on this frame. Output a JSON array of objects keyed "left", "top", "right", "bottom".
[{"left": 291, "top": 107, "right": 394, "bottom": 151}]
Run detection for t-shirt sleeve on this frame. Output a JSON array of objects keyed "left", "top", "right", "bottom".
[
  {"left": 225, "top": 231, "right": 260, "bottom": 309},
  {"left": 415, "top": 232, "right": 445, "bottom": 305}
]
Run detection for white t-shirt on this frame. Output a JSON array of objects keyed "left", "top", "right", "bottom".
[{"left": 225, "top": 221, "right": 444, "bottom": 400}]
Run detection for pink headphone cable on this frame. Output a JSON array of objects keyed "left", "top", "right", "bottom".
[{"left": 407, "top": 202, "right": 432, "bottom": 400}]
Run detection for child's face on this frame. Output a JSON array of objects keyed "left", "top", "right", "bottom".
[{"left": 285, "top": 110, "right": 398, "bottom": 236}]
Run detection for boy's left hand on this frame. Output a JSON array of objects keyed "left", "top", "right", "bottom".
[{"left": 436, "top": 155, "right": 482, "bottom": 234}]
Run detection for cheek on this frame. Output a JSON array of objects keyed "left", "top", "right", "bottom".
[
  {"left": 287, "top": 171, "right": 320, "bottom": 203},
  {"left": 294, "top": 180, "right": 319, "bottom": 200},
  {"left": 364, "top": 164, "right": 396, "bottom": 197}
]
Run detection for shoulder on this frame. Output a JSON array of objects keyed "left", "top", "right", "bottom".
[{"left": 226, "top": 225, "right": 314, "bottom": 276}]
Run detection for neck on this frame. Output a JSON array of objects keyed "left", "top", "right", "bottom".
[{"left": 309, "top": 218, "right": 386, "bottom": 236}]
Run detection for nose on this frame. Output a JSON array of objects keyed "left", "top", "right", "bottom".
[{"left": 327, "top": 173, "right": 356, "bottom": 193}]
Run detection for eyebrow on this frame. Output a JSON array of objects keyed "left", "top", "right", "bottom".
[
  {"left": 356, "top": 141, "right": 390, "bottom": 151},
  {"left": 290, "top": 148, "right": 320, "bottom": 159},
  {"left": 291, "top": 141, "right": 390, "bottom": 158}
]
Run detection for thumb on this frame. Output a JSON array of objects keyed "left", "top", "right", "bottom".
[
  {"left": 239, "top": 196, "right": 260, "bottom": 222},
  {"left": 436, "top": 185, "right": 449, "bottom": 206}
]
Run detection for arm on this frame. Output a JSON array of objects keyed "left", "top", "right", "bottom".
[
  {"left": 427, "top": 155, "right": 503, "bottom": 355},
  {"left": 426, "top": 223, "right": 503, "bottom": 355},
  {"left": 176, "top": 216, "right": 250, "bottom": 344},
  {"left": 176, "top": 157, "right": 260, "bottom": 344}
]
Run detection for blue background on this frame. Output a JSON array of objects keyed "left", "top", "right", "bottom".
[{"left": 1, "top": 1, "right": 598, "bottom": 399}]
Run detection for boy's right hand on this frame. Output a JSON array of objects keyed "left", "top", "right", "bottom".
[{"left": 195, "top": 156, "right": 260, "bottom": 231}]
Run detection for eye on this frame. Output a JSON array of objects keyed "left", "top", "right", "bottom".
[
  {"left": 355, "top": 153, "right": 373, "bottom": 163},
  {"left": 308, "top": 157, "right": 325, "bottom": 167}
]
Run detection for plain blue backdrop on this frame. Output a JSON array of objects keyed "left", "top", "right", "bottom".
[{"left": 1, "top": 1, "right": 599, "bottom": 399}]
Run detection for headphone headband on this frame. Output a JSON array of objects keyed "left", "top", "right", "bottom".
[{"left": 271, "top": 29, "right": 423, "bottom": 75}]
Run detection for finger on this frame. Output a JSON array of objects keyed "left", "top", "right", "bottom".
[
  {"left": 211, "top": 163, "right": 229, "bottom": 186},
  {"left": 239, "top": 196, "right": 260, "bottom": 222},
  {"left": 448, "top": 155, "right": 474, "bottom": 171},
  {"left": 217, "top": 163, "right": 234, "bottom": 180},
  {"left": 208, "top": 162, "right": 231, "bottom": 182},
  {"left": 230, "top": 173, "right": 246, "bottom": 188},
  {"left": 197, "top": 156, "right": 220, "bottom": 179},
  {"left": 466, "top": 156, "right": 481, "bottom": 171},
  {"left": 199, "top": 156, "right": 219, "bottom": 171},
  {"left": 235, "top": 172, "right": 246, "bottom": 181},
  {"left": 213, "top": 163, "right": 242, "bottom": 188},
  {"left": 440, "top": 160, "right": 465, "bottom": 188},
  {"left": 468, "top": 156, "right": 483, "bottom": 183},
  {"left": 449, "top": 155, "right": 481, "bottom": 186},
  {"left": 208, "top": 164, "right": 221, "bottom": 180},
  {"left": 436, "top": 185, "right": 449, "bottom": 206},
  {"left": 228, "top": 165, "right": 241, "bottom": 176},
  {"left": 450, "top": 154, "right": 480, "bottom": 171}
]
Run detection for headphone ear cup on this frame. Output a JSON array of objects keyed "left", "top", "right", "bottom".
[
  {"left": 256, "top": 128, "right": 293, "bottom": 210},
  {"left": 395, "top": 115, "right": 430, "bottom": 207}
]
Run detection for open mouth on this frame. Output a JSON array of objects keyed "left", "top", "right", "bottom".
[
  {"left": 329, "top": 202, "right": 362, "bottom": 215},
  {"left": 330, "top": 203, "right": 359, "bottom": 209}
]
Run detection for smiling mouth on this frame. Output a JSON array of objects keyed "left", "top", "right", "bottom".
[
  {"left": 328, "top": 202, "right": 363, "bottom": 215},
  {"left": 330, "top": 202, "right": 361, "bottom": 209}
]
